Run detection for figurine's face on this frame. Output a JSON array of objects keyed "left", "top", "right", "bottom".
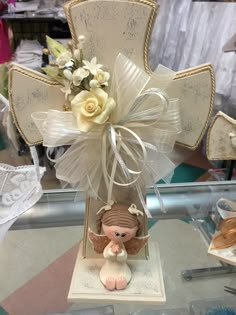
[{"left": 102, "top": 224, "right": 138, "bottom": 243}]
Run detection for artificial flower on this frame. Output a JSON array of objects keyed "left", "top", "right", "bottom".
[
  {"left": 72, "top": 67, "right": 89, "bottom": 86},
  {"left": 63, "top": 69, "right": 73, "bottom": 81},
  {"left": 42, "top": 66, "right": 63, "bottom": 85},
  {"left": 60, "top": 80, "right": 72, "bottom": 100},
  {"left": 46, "top": 36, "right": 68, "bottom": 58},
  {"left": 71, "top": 88, "right": 116, "bottom": 132},
  {"left": 56, "top": 51, "right": 72, "bottom": 69},
  {"left": 94, "top": 69, "right": 110, "bottom": 86},
  {"left": 43, "top": 66, "right": 59, "bottom": 77},
  {"left": 83, "top": 57, "right": 103, "bottom": 75},
  {"left": 33, "top": 54, "right": 181, "bottom": 217},
  {"left": 77, "top": 35, "right": 86, "bottom": 49},
  {"left": 73, "top": 49, "right": 81, "bottom": 61},
  {"left": 89, "top": 79, "right": 99, "bottom": 89}
]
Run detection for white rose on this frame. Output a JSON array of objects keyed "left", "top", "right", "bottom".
[
  {"left": 71, "top": 88, "right": 116, "bottom": 132},
  {"left": 56, "top": 51, "right": 72, "bottom": 69},
  {"left": 94, "top": 69, "right": 110, "bottom": 86},
  {"left": 72, "top": 68, "right": 89, "bottom": 86}
]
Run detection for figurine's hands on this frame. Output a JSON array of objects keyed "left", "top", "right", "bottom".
[
  {"left": 117, "top": 248, "right": 127, "bottom": 262},
  {"left": 111, "top": 243, "right": 121, "bottom": 254}
]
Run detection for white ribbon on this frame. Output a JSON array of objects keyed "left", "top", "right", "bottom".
[
  {"left": 32, "top": 54, "right": 181, "bottom": 217},
  {"left": 96, "top": 200, "right": 114, "bottom": 215},
  {"left": 128, "top": 204, "right": 143, "bottom": 216}
]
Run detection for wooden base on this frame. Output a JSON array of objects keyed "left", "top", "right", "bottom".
[
  {"left": 68, "top": 241, "right": 166, "bottom": 304},
  {"left": 208, "top": 241, "right": 236, "bottom": 266}
]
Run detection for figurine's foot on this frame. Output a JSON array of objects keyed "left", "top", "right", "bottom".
[
  {"left": 105, "top": 277, "right": 116, "bottom": 291},
  {"left": 116, "top": 276, "right": 127, "bottom": 290}
]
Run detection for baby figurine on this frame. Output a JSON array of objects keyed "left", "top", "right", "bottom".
[{"left": 89, "top": 202, "right": 149, "bottom": 291}]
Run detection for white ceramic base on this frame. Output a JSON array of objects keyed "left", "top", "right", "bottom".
[
  {"left": 208, "top": 241, "right": 236, "bottom": 266},
  {"left": 68, "top": 241, "right": 166, "bottom": 304}
]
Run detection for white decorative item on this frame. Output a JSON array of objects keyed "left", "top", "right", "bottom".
[
  {"left": 9, "top": 0, "right": 214, "bottom": 150},
  {"left": 68, "top": 242, "right": 166, "bottom": 304},
  {"left": 207, "top": 111, "right": 236, "bottom": 160},
  {"left": 9, "top": 64, "right": 65, "bottom": 145},
  {"left": 31, "top": 53, "right": 181, "bottom": 216},
  {"left": 7, "top": 0, "right": 216, "bottom": 304},
  {"left": 0, "top": 98, "right": 45, "bottom": 240},
  {"left": 0, "top": 148, "right": 45, "bottom": 241},
  {"left": 88, "top": 203, "right": 149, "bottom": 290}
]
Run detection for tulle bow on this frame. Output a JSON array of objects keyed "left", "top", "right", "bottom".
[{"left": 32, "top": 54, "right": 181, "bottom": 217}]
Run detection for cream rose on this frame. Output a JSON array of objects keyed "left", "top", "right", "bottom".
[
  {"left": 56, "top": 51, "right": 72, "bottom": 69},
  {"left": 71, "top": 88, "right": 116, "bottom": 132},
  {"left": 94, "top": 69, "right": 110, "bottom": 86},
  {"left": 72, "top": 68, "right": 89, "bottom": 86}
]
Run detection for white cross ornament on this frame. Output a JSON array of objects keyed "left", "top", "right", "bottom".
[
  {"left": 9, "top": 0, "right": 214, "bottom": 150},
  {"left": 8, "top": 0, "right": 216, "bottom": 305}
]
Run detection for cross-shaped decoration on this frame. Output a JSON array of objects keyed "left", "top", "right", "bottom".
[
  {"left": 8, "top": 0, "right": 216, "bottom": 305},
  {"left": 9, "top": 0, "right": 214, "bottom": 150},
  {"left": 207, "top": 111, "right": 236, "bottom": 161}
]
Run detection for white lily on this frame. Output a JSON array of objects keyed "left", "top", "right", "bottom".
[
  {"left": 72, "top": 68, "right": 89, "bottom": 86},
  {"left": 83, "top": 57, "right": 103, "bottom": 75}
]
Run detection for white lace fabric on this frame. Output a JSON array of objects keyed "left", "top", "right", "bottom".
[{"left": 0, "top": 163, "right": 45, "bottom": 240}]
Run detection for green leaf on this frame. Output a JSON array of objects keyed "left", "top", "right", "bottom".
[
  {"left": 42, "top": 66, "right": 64, "bottom": 85},
  {"left": 46, "top": 36, "right": 68, "bottom": 58},
  {"left": 42, "top": 66, "right": 58, "bottom": 77}
]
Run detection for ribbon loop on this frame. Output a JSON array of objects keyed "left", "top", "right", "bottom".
[
  {"left": 97, "top": 200, "right": 114, "bottom": 215},
  {"left": 32, "top": 54, "right": 181, "bottom": 218},
  {"left": 119, "top": 88, "right": 169, "bottom": 126},
  {"left": 128, "top": 204, "right": 143, "bottom": 216}
]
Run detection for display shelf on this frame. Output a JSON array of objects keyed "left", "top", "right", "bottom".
[
  {"left": 1, "top": 13, "right": 70, "bottom": 47},
  {"left": 0, "top": 182, "right": 235, "bottom": 314},
  {"left": 10, "top": 181, "right": 236, "bottom": 230}
]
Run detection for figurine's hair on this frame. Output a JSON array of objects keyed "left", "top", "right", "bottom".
[{"left": 96, "top": 203, "right": 143, "bottom": 236}]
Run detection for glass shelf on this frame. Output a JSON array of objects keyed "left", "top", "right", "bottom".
[
  {"left": 0, "top": 181, "right": 236, "bottom": 314},
  {"left": 10, "top": 181, "right": 236, "bottom": 230}
]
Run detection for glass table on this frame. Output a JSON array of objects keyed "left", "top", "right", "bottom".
[{"left": 0, "top": 181, "right": 236, "bottom": 315}]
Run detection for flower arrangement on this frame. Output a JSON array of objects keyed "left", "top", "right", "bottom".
[
  {"left": 33, "top": 35, "right": 181, "bottom": 216},
  {"left": 44, "top": 36, "right": 116, "bottom": 132}
]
